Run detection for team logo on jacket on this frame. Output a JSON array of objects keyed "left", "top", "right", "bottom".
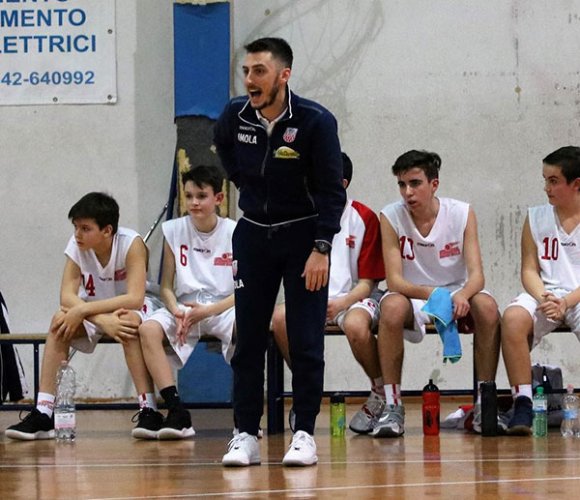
[
  {"left": 214, "top": 252, "right": 233, "bottom": 266},
  {"left": 346, "top": 235, "right": 356, "bottom": 248},
  {"left": 439, "top": 242, "right": 461, "bottom": 259},
  {"left": 273, "top": 146, "right": 300, "bottom": 159},
  {"left": 283, "top": 127, "right": 298, "bottom": 143}
]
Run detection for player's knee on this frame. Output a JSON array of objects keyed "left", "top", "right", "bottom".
[
  {"left": 138, "top": 320, "right": 161, "bottom": 346},
  {"left": 379, "top": 296, "right": 409, "bottom": 328},
  {"left": 471, "top": 295, "right": 500, "bottom": 325},
  {"left": 501, "top": 307, "right": 531, "bottom": 341}
]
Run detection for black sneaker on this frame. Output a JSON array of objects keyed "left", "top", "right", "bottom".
[
  {"left": 506, "top": 396, "right": 533, "bottom": 436},
  {"left": 5, "top": 408, "right": 55, "bottom": 441},
  {"left": 131, "top": 408, "right": 164, "bottom": 440},
  {"left": 157, "top": 407, "right": 195, "bottom": 440}
]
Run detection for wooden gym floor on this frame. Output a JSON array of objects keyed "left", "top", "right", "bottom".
[{"left": 2, "top": 398, "right": 580, "bottom": 499}]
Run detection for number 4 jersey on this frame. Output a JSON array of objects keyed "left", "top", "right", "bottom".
[
  {"left": 65, "top": 227, "right": 142, "bottom": 301},
  {"left": 529, "top": 204, "right": 580, "bottom": 292}
]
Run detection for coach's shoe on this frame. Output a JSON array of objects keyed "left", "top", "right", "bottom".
[
  {"left": 131, "top": 407, "right": 164, "bottom": 440},
  {"left": 349, "top": 391, "right": 385, "bottom": 434},
  {"left": 506, "top": 396, "right": 533, "bottom": 436},
  {"left": 157, "top": 407, "right": 195, "bottom": 440},
  {"left": 370, "top": 404, "right": 405, "bottom": 438},
  {"left": 5, "top": 409, "right": 55, "bottom": 440},
  {"left": 233, "top": 427, "right": 264, "bottom": 439},
  {"left": 282, "top": 430, "right": 318, "bottom": 466},
  {"left": 222, "top": 432, "right": 261, "bottom": 466}
]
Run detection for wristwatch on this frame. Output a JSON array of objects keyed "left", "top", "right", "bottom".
[{"left": 313, "top": 240, "right": 331, "bottom": 255}]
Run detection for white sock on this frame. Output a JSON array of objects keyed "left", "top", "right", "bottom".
[
  {"left": 384, "top": 383, "right": 402, "bottom": 406},
  {"left": 138, "top": 392, "right": 158, "bottom": 410},
  {"left": 37, "top": 392, "right": 55, "bottom": 418},
  {"left": 513, "top": 384, "right": 533, "bottom": 401}
]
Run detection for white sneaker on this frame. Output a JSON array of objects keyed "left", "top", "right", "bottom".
[
  {"left": 222, "top": 432, "right": 261, "bottom": 467},
  {"left": 282, "top": 430, "right": 318, "bottom": 466},
  {"left": 232, "top": 427, "right": 264, "bottom": 439}
]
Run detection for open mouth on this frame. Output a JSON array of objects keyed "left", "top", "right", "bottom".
[{"left": 248, "top": 89, "right": 262, "bottom": 99}]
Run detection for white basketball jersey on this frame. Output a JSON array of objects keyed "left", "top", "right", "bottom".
[
  {"left": 329, "top": 199, "right": 384, "bottom": 298},
  {"left": 381, "top": 197, "right": 469, "bottom": 289},
  {"left": 528, "top": 204, "right": 580, "bottom": 292},
  {"left": 65, "top": 227, "right": 141, "bottom": 301},
  {"left": 162, "top": 216, "right": 236, "bottom": 302}
]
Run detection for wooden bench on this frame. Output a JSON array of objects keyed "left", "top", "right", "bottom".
[{"left": 0, "top": 333, "right": 231, "bottom": 412}]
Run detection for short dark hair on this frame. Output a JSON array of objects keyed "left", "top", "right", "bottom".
[
  {"left": 342, "top": 152, "right": 353, "bottom": 186},
  {"left": 392, "top": 150, "right": 441, "bottom": 181},
  {"left": 244, "top": 37, "right": 293, "bottom": 69},
  {"left": 543, "top": 146, "right": 580, "bottom": 184},
  {"left": 181, "top": 165, "right": 225, "bottom": 195},
  {"left": 68, "top": 192, "right": 119, "bottom": 234}
]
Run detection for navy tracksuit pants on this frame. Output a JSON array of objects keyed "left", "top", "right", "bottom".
[{"left": 231, "top": 216, "right": 327, "bottom": 435}]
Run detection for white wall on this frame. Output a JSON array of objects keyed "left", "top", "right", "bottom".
[
  {"left": 0, "top": 0, "right": 175, "bottom": 400},
  {"left": 4, "top": 1, "right": 580, "bottom": 401},
  {"left": 232, "top": 0, "right": 580, "bottom": 392}
]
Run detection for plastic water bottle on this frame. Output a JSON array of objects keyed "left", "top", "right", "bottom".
[
  {"left": 560, "top": 384, "right": 580, "bottom": 438},
  {"left": 54, "top": 360, "right": 76, "bottom": 442},
  {"left": 480, "top": 381, "right": 498, "bottom": 436},
  {"left": 422, "top": 379, "right": 440, "bottom": 436},
  {"left": 330, "top": 392, "right": 346, "bottom": 437},
  {"left": 533, "top": 386, "right": 548, "bottom": 438}
]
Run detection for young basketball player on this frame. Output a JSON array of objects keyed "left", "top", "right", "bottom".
[
  {"left": 372, "top": 150, "right": 501, "bottom": 438},
  {"left": 271, "top": 152, "right": 385, "bottom": 434},
  {"left": 137, "top": 165, "right": 236, "bottom": 440},
  {"left": 502, "top": 146, "right": 580, "bottom": 435},
  {"left": 5, "top": 192, "right": 156, "bottom": 440}
]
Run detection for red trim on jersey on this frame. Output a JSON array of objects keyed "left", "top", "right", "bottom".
[{"left": 351, "top": 200, "right": 385, "bottom": 280}]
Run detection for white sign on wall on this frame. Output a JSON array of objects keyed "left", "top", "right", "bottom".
[{"left": 0, "top": 0, "right": 116, "bottom": 105}]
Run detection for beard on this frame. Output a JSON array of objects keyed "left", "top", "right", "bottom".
[{"left": 252, "top": 80, "right": 282, "bottom": 111}]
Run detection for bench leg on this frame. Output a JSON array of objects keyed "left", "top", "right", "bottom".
[
  {"left": 33, "top": 341, "right": 40, "bottom": 406},
  {"left": 266, "top": 336, "right": 285, "bottom": 434}
]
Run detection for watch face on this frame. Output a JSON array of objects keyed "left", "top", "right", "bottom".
[{"left": 315, "top": 241, "right": 331, "bottom": 254}]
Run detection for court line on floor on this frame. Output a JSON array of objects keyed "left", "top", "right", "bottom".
[
  {"left": 1, "top": 454, "right": 580, "bottom": 469},
  {"left": 87, "top": 475, "right": 580, "bottom": 500}
]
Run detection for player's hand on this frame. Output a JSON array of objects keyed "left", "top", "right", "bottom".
[
  {"left": 100, "top": 309, "right": 140, "bottom": 345},
  {"left": 49, "top": 309, "right": 67, "bottom": 336},
  {"left": 452, "top": 292, "right": 470, "bottom": 320},
  {"left": 181, "top": 301, "right": 210, "bottom": 329},
  {"left": 55, "top": 304, "right": 86, "bottom": 341},
  {"left": 538, "top": 293, "right": 566, "bottom": 321},
  {"left": 173, "top": 308, "right": 187, "bottom": 346},
  {"left": 326, "top": 298, "right": 344, "bottom": 323},
  {"left": 302, "top": 251, "right": 329, "bottom": 291}
]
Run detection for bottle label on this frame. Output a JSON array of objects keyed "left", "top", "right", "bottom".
[
  {"left": 55, "top": 412, "right": 76, "bottom": 430},
  {"left": 563, "top": 409, "right": 578, "bottom": 420},
  {"left": 533, "top": 400, "right": 548, "bottom": 411}
]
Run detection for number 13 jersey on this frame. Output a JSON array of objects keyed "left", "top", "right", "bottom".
[{"left": 380, "top": 197, "right": 469, "bottom": 290}]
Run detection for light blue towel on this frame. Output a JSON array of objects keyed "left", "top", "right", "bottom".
[{"left": 421, "top": 287, "right": 462, "bottom": 364}]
